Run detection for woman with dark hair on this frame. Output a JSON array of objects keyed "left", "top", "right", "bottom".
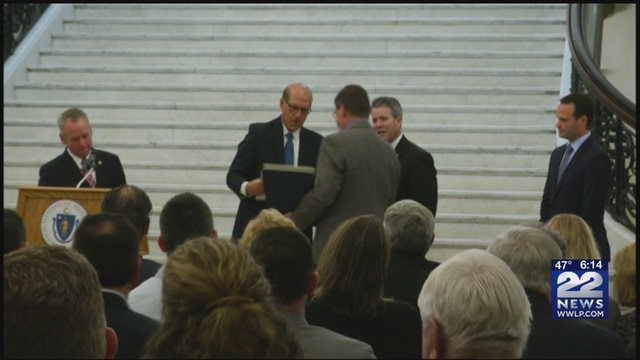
[
  {"left": 142, "top": 236, "right": 302, "bottom": 359},
  {"left": 306, "top": 214, "right": 422, "bottom": 359}
]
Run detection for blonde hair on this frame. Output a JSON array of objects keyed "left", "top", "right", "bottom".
[
  {"left": 239, "top": 208, "right": 295, "bottom": 250},
  {"left": 313, "top": 215, "right": 390, "bottom": 318},
  {"left": 613, "top": 242, "right": 636, "bottom": 307},
  {"left": 142, "top": 237, "right": 302, "bottom": 358},
  {"left": 546, "top": 213, "right": 601, "bottom": 259}
]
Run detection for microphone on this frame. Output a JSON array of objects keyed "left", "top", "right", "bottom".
[
  {"left": 80, "top": 153, "right": 98, "bottom": 172},
  {"left": 76, "top": 153, "right": 100, "bottom": 188}
]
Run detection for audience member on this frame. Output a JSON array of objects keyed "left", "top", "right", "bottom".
[
  {"left": 612, "top": 242, "right": 636, "bottom": 348},
  {"left": 306, "top": 215, "right": 421, "bottom": 359},
  {"left": 292, "top": 84, "right": 401, "bottom": 263},
  {"left": 101, "top": 184, "right": 162, "bottom": 284},
  {"left": 546, "top": 213, "right": 622, "bottom": 330},
  {"left": 547, "top": 213, "right": 601, "bottom": 259},
  {"left": 4, "top": 245, "right": 117, "bottom": 359},
  {"left": 250, "top": 226, "right": 377, "bottom": 359},
  {"left": 417, "top": 249, "right": 531, "bottom": 359},
  {"left": 128, "top": 192, "right": 217, "bottom": 322},
  {"left": 487, "top": 226, "right": 625, "bottom": 359},
  {"left": 227, "top": 82, "right": 323, "bottom": 242},
  {"left": 141, "top": 236, "right": 303, "bottom": 358},
  {"left": 4, "top": 208, "right": 27, "bottom": 254},
  {"left": 238, "top": 207, "right": 295, "bottom": 250},
  {"left": 38, "top": 107, "right": 127, "bottom": 188},
  {"left": 540, "top": 93, "right": 613, "bottom": 260},
  {"left": 73, "top": 213, "right": 160, "bottom": 359},
  {"left": 383, "top": 199, "right": 439, "bottom": 308},
  {"left": 371, "top": 96, "right": 438, "bottom": 216},
  {"left": 521, "top": 220, "right": 568, "bottom": 257}
]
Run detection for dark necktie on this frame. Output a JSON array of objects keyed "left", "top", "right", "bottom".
[
  {"left": 81, "top": 157, "right": 97, "bottom": 188},
  {"left": 557, "top": 144, "right": 574, "bottom": 185},
  {"left": 284, "top": 133, "right": 294, "bottom": 165}
]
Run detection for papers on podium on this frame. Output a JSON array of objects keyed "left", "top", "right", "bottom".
[{"left": 261, "top": 163, "right": 315, "bottom": 213}]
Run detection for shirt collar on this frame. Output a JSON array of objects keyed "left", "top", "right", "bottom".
[
  {"left": 67, "top": 148, "right": 93, "bottom": 169},
  {"left": 567, "top": 131, "right": 591, "bottom": 152},
  {"left": 390, "top": 133, "right": 404, "bottom": 149}
]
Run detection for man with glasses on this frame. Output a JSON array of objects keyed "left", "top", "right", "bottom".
[{"left": 227, "top": 83, "right": 323, "bottom": 242}]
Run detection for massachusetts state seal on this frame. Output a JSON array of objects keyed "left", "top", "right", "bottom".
[{"left": 41, "top": 200, "right": 88, "bottom": 247}]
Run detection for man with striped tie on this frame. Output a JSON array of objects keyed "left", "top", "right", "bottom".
[{"left": 38, "top": 107, "right": 127, "bottom": 189}]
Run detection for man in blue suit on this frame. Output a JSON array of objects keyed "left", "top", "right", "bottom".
[
  {"left": 227, "top": 83, "right": 323, "bottom": 242},
  {"left": 540, "top": 93, "right": 614, "bottom": 260}
]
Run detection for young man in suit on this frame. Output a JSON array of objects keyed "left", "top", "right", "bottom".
[
  {"left": 371, "top": 96, "right": 438, "bottom": 216},
  {"left": 291, "top": 84, "right": 401, "bottom": 263},
  {"left": 73, "top": 213, "right": 160, "bottom": 359},
  {"left": 227, "top": 83, "right": 323, "bottom": 242},
  {"left": 540, "top": 93, "right": 614, "bottom": 260},
  {"left": 38, "top": 107, "right": 127, "bottom": 188}
]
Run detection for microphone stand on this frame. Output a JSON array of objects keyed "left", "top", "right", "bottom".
[{"left": 76, "top": 167, "right": 97, "bottom": 188}]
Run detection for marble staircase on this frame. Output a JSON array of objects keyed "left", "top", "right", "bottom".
[{"left": 3, "top": 4, "right": 569, "bottom": 263}]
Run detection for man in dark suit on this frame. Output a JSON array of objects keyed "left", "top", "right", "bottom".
[
  {"left": 540, "top": 93, "right": 614, "bottom": 260},
  {"left": 291, "top": 84, "right": 401, "bottom": 263},
  {"left": 38, "top": 107, "right": 126, "bottom": 188},
  {"left": 488, "top": 226, "right": 625, "bottom": 359},
  {"left": 101, "top": 184, "right": 162, "bottom": 286},
  {"left": 383, "top": 199, "right": 439, "bottom": 309},
  {"left": 227, "top": 83, "right": 323, "bottom": 242},
  {"left": 371, "top": 96, "right": 438, "bottom": 216},
  {"left": 73, "top": 212, "right": 160, "bottom": 360}
]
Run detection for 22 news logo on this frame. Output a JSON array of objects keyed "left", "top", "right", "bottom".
[{"left": 551, "top": 260, "right": 609, "bottom": 319}]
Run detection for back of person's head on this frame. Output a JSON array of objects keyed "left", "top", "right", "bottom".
[
  {"left": 4, "top": 208, "right": 27, "bottom": 254},
  {"left": 613, "top": 242, "right": 636, "bottom": 308},
  {"left": 559, "top": 92, "right": 595, "bottom": 129},
  {"left": 239, "top": 208, "right": 295, "bottom": 250},
  {"left": 142, "top": 237, "right": 302, "bottom": 359},
  {"left": 334, "top": 84, "right": 371, "bottom": 118},
  {"left": 314, "top": 214, "right": 390, "bottom": 318},
  {"left": 521, "top": 220, "right": 567, "bottom": 258},
  {"left": 250, "top": 226, "right": 314, "bottom": 305},
  {"left": 101, "top": 184, "right": 152, "bottom": 236},
  {"left": 487, "top": 226, "right": 562, "bottom": 295},
  {"left": 4, "top": 245, "right": 109, "bottom": 359},
  {"left": 159, "top": 192, "right": 215, "bottom": 255},
  {"left": 418, "top": 249, "right": 531, "bottom": 359},
  {"left": 546, "top": 213, "right": 601, "bottom": 259},
  {"left": 384, "top": 199, "right": 435, "bottom": 256},
  {"left": 73, "top": 212, "right": 141, "bottom": 288},
  {"left": 371, "top": 96, "right": 403, "bottom": 118}
]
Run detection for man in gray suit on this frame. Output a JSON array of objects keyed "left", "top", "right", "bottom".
[
  {"left": 250, "top": 226, "right": 376, "bottom": 359},
  {"left": 291, "top": 84, "right": 401, "bottom": 263}
]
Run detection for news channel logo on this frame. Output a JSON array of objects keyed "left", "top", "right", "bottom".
[{"left": 551, "top": 259, "right": 608, "bottom": 319}]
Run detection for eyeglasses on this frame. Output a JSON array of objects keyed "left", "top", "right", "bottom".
[{"left": 285, "top": 100, "right": 311, "bottom": 115}]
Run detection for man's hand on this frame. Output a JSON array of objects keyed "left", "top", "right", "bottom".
[{"left": 246, "top": 178, "right": 265, "bottom": 197}]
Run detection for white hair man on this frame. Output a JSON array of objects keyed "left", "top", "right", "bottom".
[
  {"left": 417, "top": 248, "right": 532, "bottom": 359},
  {"left": 487, "top": 226, "right": 625, "bottom": 359}
]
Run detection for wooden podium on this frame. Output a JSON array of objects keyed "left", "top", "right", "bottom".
[{"left": 16, "top": 186, "right": 149, "bottom": 255}]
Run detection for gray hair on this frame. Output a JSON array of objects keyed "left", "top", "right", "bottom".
[
  {"left": 383, "top": 199, "right": 435, "bottom": 255},
  {"left": 487, "top": 226, "right": 562, "bottom": 295},
  {"left": 520, "top": 220, "right": 567, "bottom": 258},
  {"left": 417, "top": 249, "right": 531, "bottom": 359},
  {"left": 371, "top": 96, "right": 403, "bottom": 118}
]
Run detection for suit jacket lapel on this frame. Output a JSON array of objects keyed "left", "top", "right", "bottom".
[
  {"left": 271, "top": 117, "right": 286, "bottom": 164},
  {"left": 62, "top": 149, "right": 86, "bottom": 187}
]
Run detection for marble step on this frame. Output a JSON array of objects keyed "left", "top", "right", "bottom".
[
  {"left": 24, "top": 64, "right": 563, "bottom": 87},
  {"left": 4, "top": 139, "right": 553, "bottom": 168},
  {"left": 72, "top": 4, "right": 567, "bottom": 19},
  {"left": 3, "top": 161, "right": 548, "bottom": 192},
  {"left": 61, "top": 17, "right": 566, "bottom": 35},
  {"left": 3, "top": 101, "right": 557, "bottom": 126},
  {"left": 49, "top": 33, "right": 565, "bottom": 52},
  {"left": 3, "top": 119, "right": 556, "bottom": 147},
  {"left": 13, "top": 81, "right": 561, "bottom": 105}
]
